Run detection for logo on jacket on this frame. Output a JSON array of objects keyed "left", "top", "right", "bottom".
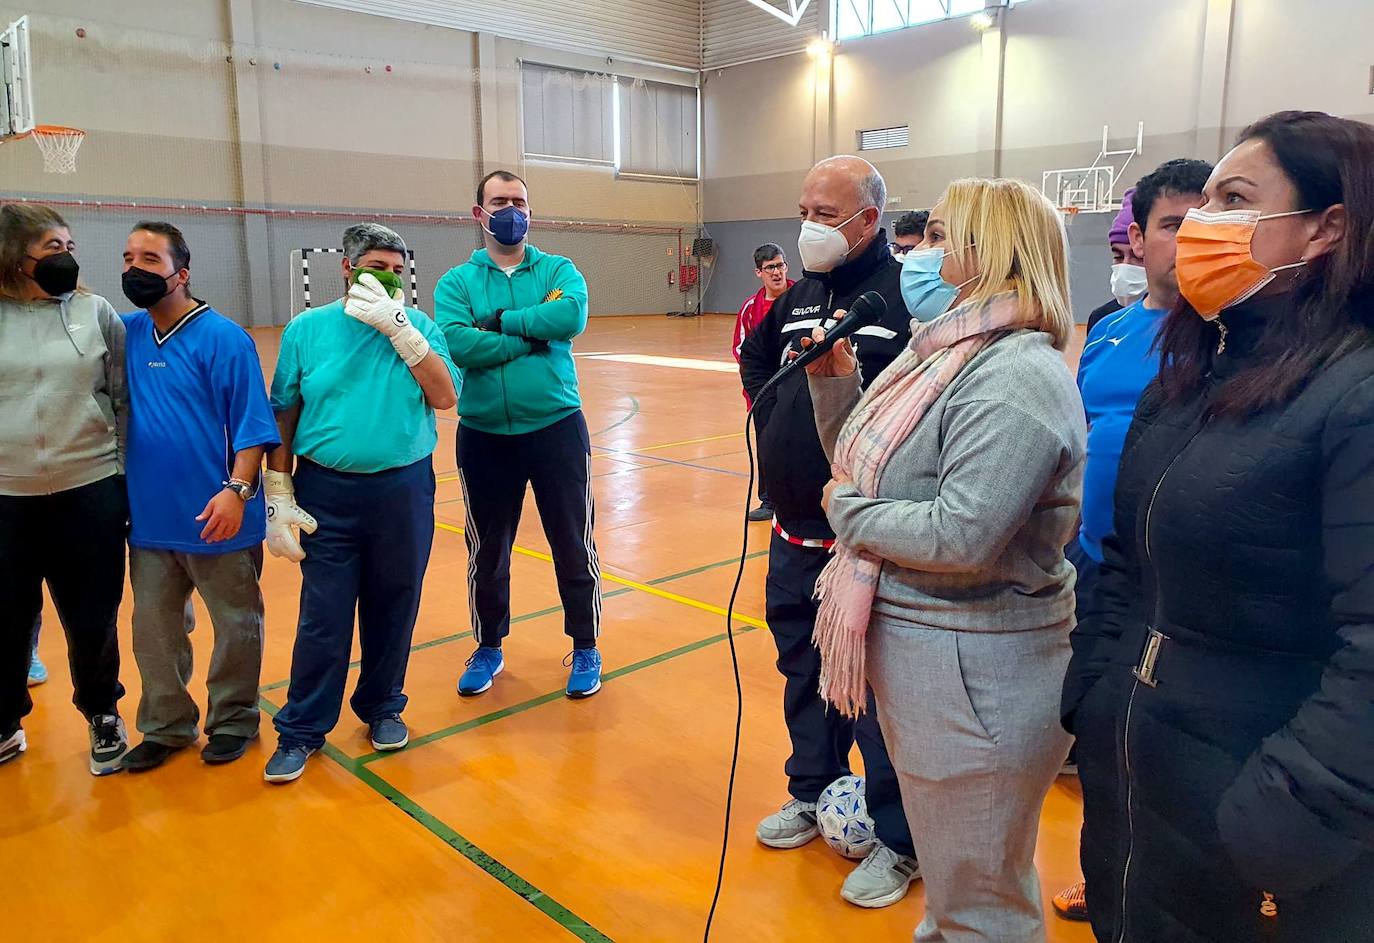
[
  {"left": 1260, "top": 892, "right": 1278, "bottom": 919},
  {"left": 544, "top": 288, "right": 564, "bottom": 303},
  {"left": 793, "top": 304, "right": 822, "bottom": 317}
]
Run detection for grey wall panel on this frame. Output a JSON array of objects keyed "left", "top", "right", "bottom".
[
  {"left": 703, "top": 211, "right": 1114, "bottom": 325},
  {"left": 295, "top": 0, "right": 702, "bottom": 69},
  {"left": 702, "top": 0, "right": 821, "bottom": 69}
]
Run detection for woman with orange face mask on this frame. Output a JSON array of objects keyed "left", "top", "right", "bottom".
[{"left": 1061, "top": 110, "right": 1374, "bottom": 942}]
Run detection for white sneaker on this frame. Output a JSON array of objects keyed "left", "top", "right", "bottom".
[
  {"left": 88, "top": 714, "right": 128, "bottom": 777},
  {"left": 841, "top": 843, "right": 921, "bottom": 908},
  {"left": 0, "top": 728, "right": 26, "bottom": 765},
  {"left": 756, "top": 798, "right": 820, "bottom": 849}
]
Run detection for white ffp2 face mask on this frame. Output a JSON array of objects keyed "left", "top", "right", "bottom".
[
  {"left": 1110, "top": 263, "right": 1148, "bottom": 307},
  {"left": 797, "top": 208, "right": 871, "bottom": 273}
]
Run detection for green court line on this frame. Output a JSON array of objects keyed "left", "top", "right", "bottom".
[
  {"left": 257, "top": 551, "right": 764, "bottom": 695},
  {"left": 255, "top": 697, "right": 612, "bottom": 942},
  {"left": 349, "top": 547, "right": 769, "bottom": 763},
  {"left": 590, "top": 393, "right": 641, "bottom": 438},
  {"left": 357, "top": 622, "right": 762, "bottom": 765}
]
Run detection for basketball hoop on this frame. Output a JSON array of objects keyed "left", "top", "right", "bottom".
[
  {"left": 1058, "top": 205, "right": 1080, "bottom": 227},
  {"left": 26, "top": 125, "right": 85, "bottom": 174}
]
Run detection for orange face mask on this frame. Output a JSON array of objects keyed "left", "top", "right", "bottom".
[{"left": 1175, "top": 208, "right": 1310, "bottom": 320}]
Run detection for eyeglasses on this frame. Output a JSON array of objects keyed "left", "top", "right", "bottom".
[
  {"left": 890, "top": 244, "right": 915, "bottom": 255},
  {"left": 760, "top": 262, "right": 787, "bottom": 273}
]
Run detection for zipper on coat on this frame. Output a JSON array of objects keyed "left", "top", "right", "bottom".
[
  {"left": 500, "top": 269, "right": 518, "bottom": 431},
  {"left": 1117, "top": 417, "right": 1208, "bottom": 943}
]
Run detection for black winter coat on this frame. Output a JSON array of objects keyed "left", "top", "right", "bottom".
[
  {"left": 739, "top": 231, "right": 910, "bottom": 538},
  {"left": 1062, "top": 295, "right": 1374, "bottom": 943}
]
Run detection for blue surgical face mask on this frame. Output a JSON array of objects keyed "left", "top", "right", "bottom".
[
  {"left": 482, "top": 206, "right": 529, "bottom": 246},
  {"left": 900, "top": 247, "right": 976, "bottom": 321}
]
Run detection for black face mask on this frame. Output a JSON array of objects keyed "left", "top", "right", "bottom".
[
  {"left": 27, "top": 252, "right": 80, "bottom": 297},
  {"left": 122, "top": 266, "right": 176, "bottom": 309}
]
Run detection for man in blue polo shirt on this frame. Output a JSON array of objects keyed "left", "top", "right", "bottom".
[
  {"left": 117, "top": 221, "right": 280, "bottom": 772},
  {"left": 263, "top": 223, "right": 459, "bottom": 784},
  {"left": 1071, "top": 158, "right": 1212, "bottom": 593}
]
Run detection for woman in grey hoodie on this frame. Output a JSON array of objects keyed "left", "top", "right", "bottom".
[
  {"left": 803, "top": 178, "right": 1086, "bottom": 943},
  {"left": 0, "top": 203, "right": 130, "bottom": 775}
]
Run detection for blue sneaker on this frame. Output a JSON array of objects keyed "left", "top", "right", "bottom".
[
  {"left": 263, "top": 743, "right": 315, "bottom": 783},
  {"left": 27, "top": 646, "right": 47, "bottom": 687},
  {"left": 458, "top": 647, "right": 504, "bottom": 697},
  {"left": 565, "top": 648, "right": 603, "bottom": 699},
  {"left": 368, "top": 714, "right": 409, "bottom": 751}
]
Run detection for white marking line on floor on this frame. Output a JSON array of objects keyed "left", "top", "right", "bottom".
[{"left": 581, "top": 353, "right": 739, "bottom": 373}]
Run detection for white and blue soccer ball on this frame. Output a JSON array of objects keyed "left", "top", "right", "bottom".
[{"left": 816, "top": 775, "right": 877, "bottom": 860}]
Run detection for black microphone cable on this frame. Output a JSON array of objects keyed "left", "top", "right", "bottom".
[
  {"left": 703, "top": 295, "right": 883, "bottom": 941},
  {"left": 702, "top": 370, "right": 778, "bottom": 943}
]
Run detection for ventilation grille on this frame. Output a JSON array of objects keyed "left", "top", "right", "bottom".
[{"left": 858, "top": 125, "right": 910, "bottom": 150}]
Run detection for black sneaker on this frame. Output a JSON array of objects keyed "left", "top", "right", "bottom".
[
  {"left": 89, "top": 714, "right": 128, "bottom": 776},
  {"left": 121, "top": 739, "right": 185, "bottom": 772},
  {"left": 747, "top": 504, "right": 774, "bottom": 523},
  {"left": 202, "top": 733, "right": 255, "bottom": 765}
]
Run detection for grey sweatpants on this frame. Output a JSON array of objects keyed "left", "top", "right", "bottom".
[
  {"left": 868, "top": 617, "right": 1072, "bottom": 943},
  {"left": 129, "top": 546, "right": 265, "bottom": 746}
]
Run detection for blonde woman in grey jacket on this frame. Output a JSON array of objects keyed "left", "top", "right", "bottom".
[
  {"left": 0, "top": 203, "right": 130, "bottom": 775},
  {"left": 801, "top": 178, "right": 1085, "bottom": 943}
]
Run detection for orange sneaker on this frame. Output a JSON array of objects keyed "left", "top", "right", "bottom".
[{"left": 1053, "top": 881, "right": 1089, "bottom": 921}]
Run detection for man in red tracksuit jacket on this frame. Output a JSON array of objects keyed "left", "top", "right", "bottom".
[{"left": 731, "top": 243, "right": 793, "bottom": 522}]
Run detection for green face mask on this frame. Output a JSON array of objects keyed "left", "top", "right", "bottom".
[{"left": 351, "top": 267, "right": 404, "bottom": 299}]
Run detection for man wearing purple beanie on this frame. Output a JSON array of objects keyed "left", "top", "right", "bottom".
[{"left": 1084, "top": 187, "right": 1146, "bottom": 331}]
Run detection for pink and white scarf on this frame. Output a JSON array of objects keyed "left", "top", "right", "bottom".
[{"left": 813, "top": 291, "right": 1040, "bottom": 716}]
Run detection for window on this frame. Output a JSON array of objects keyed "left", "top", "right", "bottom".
[
  {"left": 521, "top": 63, "right": 616, "bottom": 165},
  {"left": 521, "top": 63, "right": 698, "bottom": 181},
  {"left": 858, "top": 125, "right": 910, "bottom": 150},
  {"left": 835, "top": 0, "right": 1034, "bottom": 41},
  {"left": 617, "top": 78, "right": 698, "bottom": 180}
]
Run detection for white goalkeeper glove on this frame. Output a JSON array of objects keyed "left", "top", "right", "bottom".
[
  {"left": 263, "top": 469, "right": 318, "bottom": 563},
  {"left": 344, "top": 272, "right": 431, "bottom": 367}
]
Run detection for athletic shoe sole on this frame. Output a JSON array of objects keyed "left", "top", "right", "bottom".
[
  {"left": 26, "top": 674, "right": 46, "bottom": 687},
  {"left": 841, "top": 874, "right": 920, "bottom": 909},
  {"left": 756, "top": 826, "right": 820, "bottom": 850},
  {"left": 566, "top": 679, "right": 602, "bottom": 699},
  {"left": 202, "top": 737, "right": 256, "bottom": 765},
  {"left": 370, "top": 731, "right": 410, "bottom": 752},
  {"left": 90, "top": 752, "right": 127, "bottom": 777},
  {"left": 123, "top": 744, "right": 189, "bottom": 772},
  {"left": 264, "top": 754, "right": 313, "bottom": 784},
  {"left": 0, "top": 730, "right": 27, "bottom": 765},
  {"left": 458, "top": 660, "right": 504, "bottom": 697}
]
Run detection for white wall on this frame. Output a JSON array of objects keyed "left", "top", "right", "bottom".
[{"left": 1226, "top": 0, "right": 1374, "bottom": 130}]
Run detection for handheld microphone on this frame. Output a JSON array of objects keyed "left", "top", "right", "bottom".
[{"left": 781, "top": 290, "right": 888, "bottom": 376}]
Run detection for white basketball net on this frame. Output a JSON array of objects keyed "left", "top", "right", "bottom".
[{"left": 30, "top": 127, "right": 85, "bottom": 174}]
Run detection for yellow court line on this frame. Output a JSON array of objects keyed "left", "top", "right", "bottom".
[
  {"left": 617, "top": 431, "right": 744, "bottom": 453},
  {"left": 436, "top": 474, "right": 460, "bottom": 484},
  {"left": 434, "top": 521, "right": 767, "bottom": 630}
]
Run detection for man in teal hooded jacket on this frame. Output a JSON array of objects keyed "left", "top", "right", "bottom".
[{"left": 435, "top": 170, "right": 603, "bottom": 700}]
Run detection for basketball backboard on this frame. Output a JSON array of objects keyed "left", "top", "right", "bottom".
[
  {"left": 1, "top": 15, "right": 34, "bottom": 136},
  {"left": 1042, "top": 122, "right": 1144, "bottom": 214}
]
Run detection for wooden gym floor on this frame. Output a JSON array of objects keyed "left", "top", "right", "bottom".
[{"left": 2, "top": 315, "right": 1092, "bottom": 943}]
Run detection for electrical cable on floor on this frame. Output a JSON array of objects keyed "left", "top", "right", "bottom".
[{"left": 703, "top": 366, "right": 786, "bottom": 943}]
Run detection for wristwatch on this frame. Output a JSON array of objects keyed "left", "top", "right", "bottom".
[{"left": 224, "top": 478, "right": 253, "bottom": 501}]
